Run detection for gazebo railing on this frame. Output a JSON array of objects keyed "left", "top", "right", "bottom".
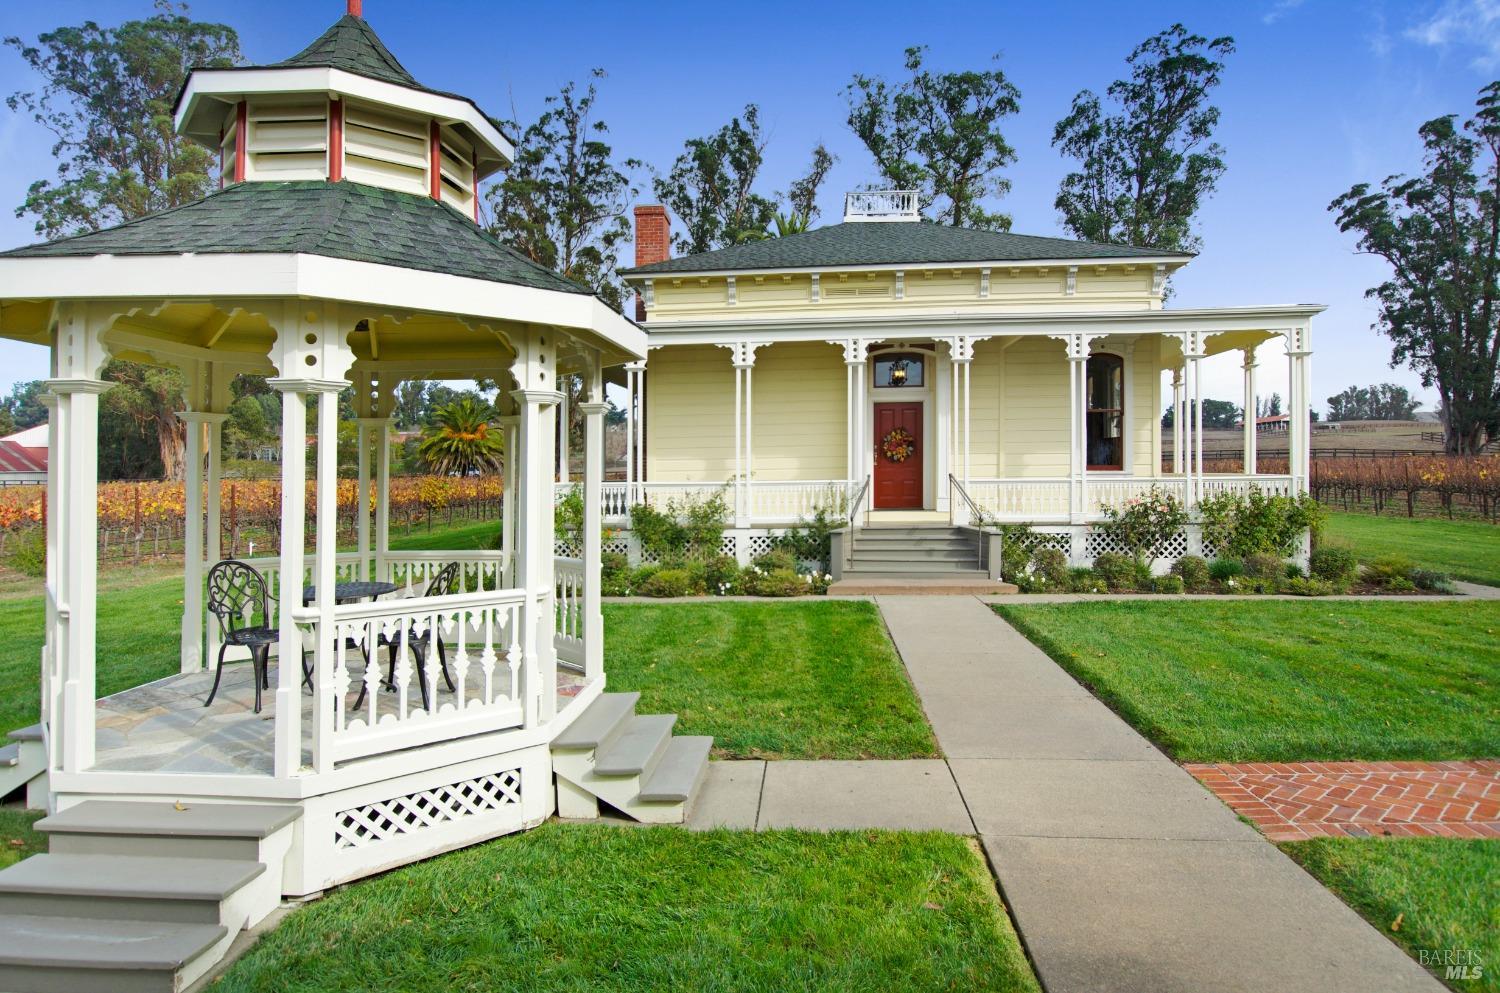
[
  {"left": 300, "top": 587, "right": 531, "bottom": 766},
  {"left": 554, "top": 556, "right": 584, "bottom": 667}
]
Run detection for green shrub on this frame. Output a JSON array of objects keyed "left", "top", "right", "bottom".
[
  {"left": 774, "top": 502, "right": 845, "bottom": 572},
  {"left": 1208, "top": 558, "right": 1244, "bottom": 583},
  {"left": 629, "top": 564, "right": 661, "bottom": 588},
  {"left": 1243, "top": 553, "right": 1285, "bottom": 580},
  {"left": 1279, "top": 576, "right": 1335, "bottom": 597},
  {"left": 1364, "top": 554, "right": 1415, "bottom": 587},
  {"left": 1284, "top": 562, "right": 1305, "bottom": 579},
  {"left": 679, "top": 560, "right": 711, "bottom": 595},
  {"left": 601, "top": 570, "right": 630, "bottom": 597},
  {"left": 998, "top": 525, "right": 1037, "bottom": 582},
  {"left": 1151, "top": 574, "right": 1186, "bottom": 594},
  {"left": 1409, "top": 569, "right": 1454, "bottom": 593},
  {"left": 628, "top": 503, "right": 678, "bottom": 561},
  {"left": 741, "top": 566, "right": 812, "bottom": 597},
  {"left": 554, "top": 486, "right": 585, "bottom": 541},
  {"left": 1067, "top": 568, "right": 1108, "bottom": 593},
  {"left": 1171, "top": 555, "right": 1211, "bottom": 592},
  {"left": 6, "top": 529, "right": 45, "bottom": 578},
  {"left": 1031, "top": 547, "right": 1070, "bottom": 587},
  {"left": 1198, "top": 489, "right": 1324, "bottom": 558},
  {"left": 753, "top": 548, "right": 797, "bottom": 573},
  {"left": 627, "top": 488, "right": 730, "bottom": 561},
  {"left": 601, "top": 550, "right": 628, "bottom": 575},
  {"left": 1386, "top": 576, "right": 1417, "bottom": 593},
  {"left": 638, "top": 568, "right": 693, "bottom": 598},
  {"left": 1093, "top": 552, "right": 1138, "bottom": 591},
  {"left": 703, "top": 554, "right": 741, "bottom": 594},
  {"left": 1309, "top": 545, "right": 1357, "bottom": 582}
]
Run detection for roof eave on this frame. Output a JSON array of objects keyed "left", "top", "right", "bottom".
[{"left": 621, "top": 253, "right": 1194, "bottom": 282}]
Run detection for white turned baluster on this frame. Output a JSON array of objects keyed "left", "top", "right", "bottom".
[
  {"left": 363, "top": 617, "right": 379, "bottom": 726},
  {"left": 394, "top": 621, "right": 412, "bottom": 718},
  {"left": 481, "top": 606, "right": 498, "bottom": 703},
  {"left": 334, "top": 625, "right": 350, "bottom": 729},
  {"left": 454, "top": 605, "right": 470, "bottom": 707}
]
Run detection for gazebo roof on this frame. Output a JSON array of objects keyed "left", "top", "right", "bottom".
[
  {"left": 2, "top": 180, "right": 590, "bottom": 295},
  {"left": 270, "top": 13, "right": 421, "bottom": 88}
]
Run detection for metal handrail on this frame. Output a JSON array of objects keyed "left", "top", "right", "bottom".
[
  {"left": 948, "top": 474, "right": 991, "bottom": 564},
  {"left": 847, "top": 475, "right": 871, "bottom": 529}
]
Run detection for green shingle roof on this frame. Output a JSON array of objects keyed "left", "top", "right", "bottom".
[
  {"left": 271, "top": 14, "right": 419, "bottom": 88},
  {"left": 1, "top": 180, "right": 590, "bottom": 295},
  {"left": 621, "top": 221, "right": 1191, "bottom": 276}
]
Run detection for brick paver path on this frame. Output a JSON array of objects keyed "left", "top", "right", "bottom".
[{"left": 1187, "top": 761, "right": 1500, "bottom": 841}]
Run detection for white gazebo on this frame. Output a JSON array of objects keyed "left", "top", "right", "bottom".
[{"left": 0, "top": 12, "right": 708, "bottom": 988}]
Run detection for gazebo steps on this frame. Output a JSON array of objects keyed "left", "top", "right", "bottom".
[
  {"left": 1, "top": 724, "right": 47, "bottom": 809},
  {"left": 552, "top": 693, "right": 712, "bottom": 825},
  {"left": 0, "top": 800, "right": 298, "bottom": 993}
]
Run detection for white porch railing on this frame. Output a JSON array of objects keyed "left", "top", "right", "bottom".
[
  {"left": 963, "top": 474, "right": 1297, "bottom": 522},
  {"left": 554, "top": 556, "right": 584, "bottom": 667},
  {"left": 557, "top": 479, "right": 847, "bottom": 524},
  {"left": 299, "top": 587, "right": 529, "bottom": 765}
]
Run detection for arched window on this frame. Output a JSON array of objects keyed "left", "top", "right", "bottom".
[{"left": 1086, "top": 354, "right": 1124, "bottom": 469}]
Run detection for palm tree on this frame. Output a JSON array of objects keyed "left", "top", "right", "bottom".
[
  {"left": 773, "top": 211, "right": 811, "bottom": 237},
  {"left": 417, "top": 396, "right": 504, "bottom": 476}
]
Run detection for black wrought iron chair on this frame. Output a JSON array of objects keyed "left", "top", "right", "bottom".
[
  {"left": 205, "top": 559, "right": 303, "bottom": 714},
  {"left": 354, "top": 561, "right": 461, "bottom": 711}
]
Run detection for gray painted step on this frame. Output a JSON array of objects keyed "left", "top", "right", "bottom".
[
  {"left": 0, "top": 914, "right": 226, "bottom": 993},
  {"left": 594, "top": 714, "right": 676, "bottom": 777},
  {"left": 851, "top": 548, "right": 979, "bottom": 562},
  {"left": 552, "top": 692, "right": 639, "bottom": 751},
  {"left": 852, "top": 537, "right": 974, "bottom": 550},
  {"left": 7, "top": 723, "right": 42, "bottom": 743},
  {"left": 39, "top": 801, "right": 298, "bottom": 840},
  {"left": 638, "top": 736, "right": 713, "bottom": 803},
  {"left": 840, "top": 570, "right": 992, "bottom": 580},
  {"left": 0, "top": 742, "right": 17, "bottom": 766},
  {"left": 846, "top": 561, "right": 987, "bottom": 575},
  {"left": 0, "top": 854, "right": 264, "bottom": 924}
]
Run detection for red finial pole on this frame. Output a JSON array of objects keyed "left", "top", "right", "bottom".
[{"left": 348, "top": 0, "right": 362, "bottom": 15}]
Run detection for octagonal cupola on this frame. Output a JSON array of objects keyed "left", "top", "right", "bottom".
[{"left": 173, "top": 0, "right": 510, "bottom": 220}]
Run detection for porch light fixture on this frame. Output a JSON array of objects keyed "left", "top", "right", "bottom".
[{"left": 890, "top": 358, "right": 909, "bottom": 386}]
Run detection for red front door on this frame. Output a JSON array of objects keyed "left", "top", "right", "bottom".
[{"left": 873, "top": 402, "right": 923, "bottom": 509}]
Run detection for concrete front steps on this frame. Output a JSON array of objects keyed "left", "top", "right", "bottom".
[
  {"left": 551, "top": 692, "right": 712, "bottom": 824},
  {"left": 0, "top": 724, "right": 48, "bottom": 809},
  {"left": 831, "top": 525, "right": 1016, "bottom": 595},
  {"left": 0, "top": 801, "right": 297, "bottom": 993}
]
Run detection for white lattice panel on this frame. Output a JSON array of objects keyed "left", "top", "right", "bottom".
[
  {"left": 746, "top": 535, "right": 777, "bottom": 558},
  {"left": 720, "top": 535, "right": 740, "bottom": 557},
  {"left": 602, "top": 537, "right": 630, "bottom": 556},
  {"left": 333, "top": 769, "right": 522, "bottom": 850},
  {"left": 1084, "top": 528, "right": 1188, "bottom": 560},
  {"left": 553, "top": 538, "right": 579, "bottom": 558}
]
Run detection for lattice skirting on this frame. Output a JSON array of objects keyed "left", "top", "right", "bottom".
[
  {"left": 560, "top": 529, "right": 819, "bottom": 570},
  {"left": 293, "top": 744, "right": 553, "bottom": 896},
  {"left": 333, "top": 769, "right": 521, "bottom": 850}
]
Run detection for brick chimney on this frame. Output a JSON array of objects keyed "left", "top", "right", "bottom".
[{"left": 633, "top": 205, "right": 669, "bottom": 321}]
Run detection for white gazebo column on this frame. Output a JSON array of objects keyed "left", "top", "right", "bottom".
[
  {"left": 268, "top": 380, "right": 308, "bottom": 777},
  {"left": 178, "top": 409, "right": 227, "bottom": 673},
  {"left": 308, "top": 381, "right": 344, "bottom": 773},
  {"left": 40, "top": 391, "right": 60, "bottom": 773},
  {"left": 579, "top": 356, "right": 607, "bottom": 680},
  {"left": 557, "top": 377, "right": 570, "bottom": 484},
  {"left": 46, "top": 302, "right": 111, "bottom": 774},
  {"left": 1242, "top": 347, "right": 1258, "bottom": 476},
  {"left": 512, "top": 382, "right": 561, "bottom": 726},
  {"left": 499, "top": 409, "right": 519, "bottom": 587}
]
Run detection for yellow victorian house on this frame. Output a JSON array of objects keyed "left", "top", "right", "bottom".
[{"left": 614, "top": 191, "right": 1322, "bottom": 583}]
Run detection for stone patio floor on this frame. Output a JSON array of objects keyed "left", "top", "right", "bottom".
[
  {"left": 92, "top": 660, "right": 587, "bottom": 776},
  {"left": 1187, "top": 760, "right": 1500, "bottom": 841}
]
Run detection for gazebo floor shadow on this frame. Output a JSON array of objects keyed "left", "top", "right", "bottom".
[{"left": 91, "top": 663, "right": 588, "bottom": 776}]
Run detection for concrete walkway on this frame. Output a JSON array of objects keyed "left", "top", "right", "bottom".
[{"left": 877, "top": 596, "right": 1444, "bottom": 993}]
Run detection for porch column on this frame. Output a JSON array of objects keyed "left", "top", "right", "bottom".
[
  {"left": 1286, "top": 326, "right": 1312, "bottom": 494},
  {"left": 557, "top": 378, "right": 570, "bottom": 484},
  {"left": 1171, "top": 368, "right": 1184, "bottom": 474},
  {"left": 831, "top": 339, "right": 871, "bottom": 493},
  {"left": 1183, "top": 332, "right": 1207, "bottom": 506},
  {"left": 512, "top": 381, "right": 561, "bottom": 726},
  {"left": 40, "top": 391, "right": 60, "bottom": 774},
  {"left": 355, "top": 419, "right": 372, "bottom": 580},
  {"left": 1242, "top": 347, "right": 1258, "bottom": 475},
  {"left": 1056, "top": 333, "right": 1092, "bottom": 524},
  {"left": 724, "top": 342, "right": 761, "bottom": 527},
  {"left": 624, "top": 361, "right": 643, "bottom": 505},
  {"left": 46, "top": 302, "right": 111, "bottom": 775},
  {"left": 178, "top": 409, "right": 226, "bottom": 673},
  {"left": 375, "top": 416, "right": 392, "bottom": 581},
  {"left": 310, "top": 383, "right": 344, "bottom": 774},
  {"left": 580, "top": 358, "right": 607, "bottom": 680},
  {"left": 634, "top": 363, "right": 647, "bottom": 498}
]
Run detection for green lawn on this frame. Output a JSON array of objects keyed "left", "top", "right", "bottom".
[
  {"left": 216, "top": 824, "right": 1040, "bottom": 993},
  {"left": 1323, "top": 511, "right": 1500, "bottom": 587},
  {"left": 0, "top": 520, "right": 500, "bottom": 733},
  {"left": 0, "top": 809, "right": 43, "bottom": 870},
  {"left": 604, "top": 601, "right": 938, "bottom": 759},
  {"left": 996, "top": 601, "right": 1500, "bottom": 763},
  {"left": 1283, "top": 838, "right": 1499, "bottom": 993}
]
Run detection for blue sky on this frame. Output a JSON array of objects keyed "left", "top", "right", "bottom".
[{"left": 0, "top": 0, "right": 1495, "bottom": 411}]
